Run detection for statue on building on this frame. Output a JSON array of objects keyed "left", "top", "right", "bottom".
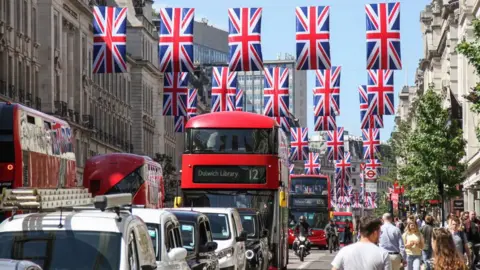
[{"left": 433, "top": 0, "right": 442, "bottom": 13}]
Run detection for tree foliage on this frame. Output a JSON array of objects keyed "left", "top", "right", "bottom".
[
  {"left": 153, "top": 153, "right": 177, "bottom": 181},
  {"left": 374, "top": 191, "right": 390, "bottom": 217},
  {"left": 457, "top": 19, "right": 480, "bottom": 139},
  {"left": 394, "top": 89, "right": 466, "bottom": 202}
]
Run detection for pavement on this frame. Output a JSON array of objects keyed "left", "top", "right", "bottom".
[{"left": 287, "top": 248, "right": 337, "bottom": 270}]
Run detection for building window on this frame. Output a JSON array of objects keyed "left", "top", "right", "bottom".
[
  {"left": 16, "top": 0, "right": 20, "bottom": 31},
  {"left": 23, "top": 0, "right": 27, "bottom": 34},
  {"left": 32, "top": 7, "right": 36, "bottom": 42},
  {"left": 54, "top": 12, "right": 59, "bottom": 49}
]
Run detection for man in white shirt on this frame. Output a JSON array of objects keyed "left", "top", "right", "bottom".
[{"left": 331, "top": 216, "right": 391, "bottom": 270}]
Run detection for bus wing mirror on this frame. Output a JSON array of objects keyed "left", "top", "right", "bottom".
[
  {"left": 279, "top": 191, "right": 287, "bottom": 208},
  {"left": 174, "top": 197, "right": 182, "bottom": 208}
]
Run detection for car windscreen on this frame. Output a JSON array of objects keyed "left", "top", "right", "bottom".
[
  {"left": 205, "top": 213, "right": 231, "bottom": 240},
  {"left": 179, "top": 223, "right": 195, "bottom": 252},
  {"left": 240, "top": 214, "right": 258, "bottom": 238},
  {"left": 0, "top": 230, "right": 121, "bottom": 270},
  {"left": 146, "top": 223, "right": 161, "bottom": 261}
]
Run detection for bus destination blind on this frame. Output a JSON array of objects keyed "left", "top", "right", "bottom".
[
  {"left": 193, "top": 165, "right": 267, "bottom": 184},
  {"left": 292, "top": 198, "right": 326, "bottom": 207}
]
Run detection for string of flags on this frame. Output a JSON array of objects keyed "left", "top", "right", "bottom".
[{"left": 92, "top": 3, "right": 401, "bottom": 208}]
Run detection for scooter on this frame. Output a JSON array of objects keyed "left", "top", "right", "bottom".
[{"left": 293, "top": 230, "right": 312, "bottom": 262}]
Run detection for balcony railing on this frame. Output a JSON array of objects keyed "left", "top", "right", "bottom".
[
  {"left": 74, "top": 111, "right": 80, "bottom": 124},
  {"left": 8, "top": 85, "right": 16, "bottom": 99},
  {"left": 54, "top": 101, "right": 67, "bottom": 117},
  {"left": 0, "top": 81, "right": 6, "bottom": 96},
  {"left": 26, "top": 93, "right": 32, "bottom": 107},
  {"left": 35, "top": 97, "right": 41, "bottom": 110},
  {"left": 129, "top": 143, "right": 133, "bottom": 153},
  {"left": 18, "top": 90, "right": 24, "bottom": 103},
  {"left": 82, "top": 115, "right": 93, "bottom": 129},
  {"left": 98, "top": 129, "right": 103, "bottom": 140}
]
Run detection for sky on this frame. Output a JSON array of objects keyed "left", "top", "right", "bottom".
[{"left": 153, "top": 0, "right": 430, "bottom": 139}]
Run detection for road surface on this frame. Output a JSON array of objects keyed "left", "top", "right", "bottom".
[{"left": 287, "top": 249, "right": 337, "bottom": 269}]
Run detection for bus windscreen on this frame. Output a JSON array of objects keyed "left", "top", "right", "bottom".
[
  {"left": 187, "top": 128, "right": 274, "bottom": 154},
  {"left": 290, "top": 177, "right": 328, "bottom": 195},
  {"left": 289, "top": 211, "right": 329, "bottom": 229},
  {"left": 105, "top": 167, "right": 144, "bottom": 196}
]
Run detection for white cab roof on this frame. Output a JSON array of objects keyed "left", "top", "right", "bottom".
[
  {"left": 0, "top": 210, "right": 130, "bottom": 233},
  {"left": 175, "top": 207, "right": 237, "bottom": 214},
  {"left": 132, "top": 208, "right": 176, "bottom": 225}
]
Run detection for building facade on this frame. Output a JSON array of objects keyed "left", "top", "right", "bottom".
[
  {"left": 0, "top": 0, "right": 173, "bottom": 182},
  {"left": 396, "top": 0, "right": 480, "bottom": 214},
  {"left": 236, "top": 57, "right": 308, "bottom": 127}
]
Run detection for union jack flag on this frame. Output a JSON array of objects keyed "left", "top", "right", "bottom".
[
  {"left": 351, "top": 190, "right": 362, "bottom": 208},
  {"left": 359, "top": 85, "right": 384, "bottom": 129},
  {"left": 326, "top": 127, "right": 344, "bottom": 161},
  {"left": 174, "top": 116, "right": 188, "bottom": 133},
  {"left": 211, "top": 67, "right": 237, "bottom": 112},
  {"left": 313, "top": 67, "right": 341, "bottom": 116},
  {"left": 163, "top": 72, "right": 188, "bottom": 116},
  {"left": 159, "top": 8, "right": 195, "bottom": 73},
  {"left": 228, "top": 8, "right": 264, "bottom": 72},
  {"left": 314, "top": 115, "right": 336, "bottom": 131},
  {"left": 263, "top": 67, "right": 290, "bottom": 117},
  {"left": 365, "top": 2, "right": 401, "bottom": 70},
  {"left": 289, "top": 163, "right": 295, "bottom": 175},
  {"left": 92, "top": 6, "right": 127, "bottom": 74},
  {"left": 235, "top": 88, "right": 244, "bottom": 111},
  {"left": 365, "top": 158, "right": 382, "bottom": 175},
  {"left": 187, "top": 88, "right": 197, "bottom": 119},
  {"left": 272, "top": 116, "right": 291, "bottom": 134},
  {"left": 362, "top": 128, "right": 380, "bottom": 160},
  {"left": 367, "top": 70, "right": 395, "bottom": 115},
  {"left": 335, "top": 152, "right": 351, "bottom": 208},
  {"left": 304, "top": 152, "right": 320, "bottom": 175},
  {"left": 290, "top": 127, "right": 309, "bottom": 161},
  {"left": 365, "top": 192, "right": 378, "bottom": 208},
  {"left": 295, "top": 6, "right": 331, "bottom": 70}
]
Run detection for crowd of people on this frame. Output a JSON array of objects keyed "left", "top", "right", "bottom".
[{"left": 331, "top": 211, "right": 480, "bottom": 270}]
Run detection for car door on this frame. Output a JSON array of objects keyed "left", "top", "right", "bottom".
[
  {"left": 164, "top": 220, "right": 189, "bottom": 270},
  {"left": 231, "top": 211, "right": 246, "bottom": 270}
]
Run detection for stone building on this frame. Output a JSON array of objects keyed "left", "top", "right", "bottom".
[
  {"left": 0, "top": 0, "right": 42, "bottom": 111},
  {"left": 0, "top": 0, "right": 173, "bottom": 182},
  {"left": 397, "top": 0, "right": 480, "bottom": 214}
]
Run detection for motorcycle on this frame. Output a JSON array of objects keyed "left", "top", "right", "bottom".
[{"left": 293, "top": 230, "right": 312, "bottom": 262}]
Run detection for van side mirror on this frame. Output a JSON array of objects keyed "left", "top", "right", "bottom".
[
  {"left": 200, "top": 241, "right": 218, "bottom": 252},
  {"left": 168, "top": 247, "right": 188, "bottom": 261},
  {"left": 262, "top": 229, "right": 269, "bottom": 238},
  {"left": 236, "top": 231, "right": 248, "bottom": 242}
]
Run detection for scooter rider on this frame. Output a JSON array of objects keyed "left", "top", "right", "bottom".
[{"left": 294, "top": 216, "right": 312, "bottom": 254}]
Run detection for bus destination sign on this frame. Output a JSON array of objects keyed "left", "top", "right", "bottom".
[
  {"left": 292, "top": 198, "right": 326, "bottom": 207},
  {"left": 193, "top": 165, "right": 267, "bottom": 184}
]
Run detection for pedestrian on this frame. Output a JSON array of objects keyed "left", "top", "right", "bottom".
[
  {"left": 397, "top": 218, "right": 405, "bottom": 234},
  {"left": 331, "top": 216, "right": 391, "bottom": 270},
  {"left": 449, "top": 216, "right": 471, "bottom": 266},
  {"left": 420, "top": 215, "right": 434, "bottom": 270},
  {"left": 344, "top": 219, "right": 352, "bottom": 245},
  {"left": 429, "top": 228, "right": 467, "bottom": 270},
  {"left": 403, "top": 220, "right": 424, "bottom": 270},
  {"left": 379, "top": 213, "right": 406, "bottom": 270},
  {"left": 464, "top": 211, "right": 479, "bottom": 268}
]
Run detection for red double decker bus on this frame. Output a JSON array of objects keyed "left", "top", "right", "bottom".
[
  {"left": 288, "top": 174, "right": 331, "bottom": 249},
  {"left": 0, "top": 102, "right": 76, "bottom": 189},
  {"left": 83, "top": 153, "right": 164, "bottom": 208},
  {"left": 179, "top": 111, "right": 290, "bottom": 270}
]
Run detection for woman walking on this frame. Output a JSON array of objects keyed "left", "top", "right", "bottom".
[
  {"left": 428, "top": 228, "right": 467, "bottom": 270},
  {"left": 403, "top": 220, "right": 424, "bottom": 270}
]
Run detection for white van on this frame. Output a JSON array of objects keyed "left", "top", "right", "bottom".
[
  {"left": 179, "top": 207, "right": 247, "bottom": 270},
  {"left": 132, "top": 208, "right": 190, "bottom": 270}
]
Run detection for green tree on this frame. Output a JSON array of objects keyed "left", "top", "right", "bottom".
[
  {"left": 397, "top": 89, "right": 466, "bottom": 202},
  {"left": 153, "top": 153, "right": 178, "bottom": 193},
  {"left": 374, "top": 191, "right": 390, "bottom": 217},
  {"left": 457, "top": 19, "right": 480, "bottom": 139}
]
